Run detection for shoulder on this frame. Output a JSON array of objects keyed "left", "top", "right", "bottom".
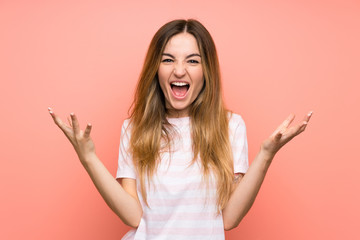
[
  {"left": 122, "top": 118, "right": 131, "bottom": 127},
  {"left": 227, "top": 112, "right": 248, "bottom": 152},
  {"left": 120, "top": 118, "right": 133, "bottom": 140},
  {"left": 227, "top": 111, "right": 246, "bottom": 130},
  {"left": 121, "top": 118, "right": 132, "bottom": 131}
]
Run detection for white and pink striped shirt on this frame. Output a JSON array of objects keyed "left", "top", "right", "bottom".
[{"left": 116, "top": 113, "right": 249, "bottom": 240}]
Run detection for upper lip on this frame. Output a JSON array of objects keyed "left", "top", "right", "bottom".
[{"left": 169, "top": 80, "right": 190, "bottom": 85}]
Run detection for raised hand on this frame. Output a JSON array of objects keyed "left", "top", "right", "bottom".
[
  {"left": 261, "top": 111, "right": 313, "bottom": 158},
  {"left": 48, "top": 107, "right": 95, "bottom": 163}
]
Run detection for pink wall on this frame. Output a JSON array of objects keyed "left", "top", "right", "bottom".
[{"left": 1, "top": 0, "right": 359, "bottom": 239}]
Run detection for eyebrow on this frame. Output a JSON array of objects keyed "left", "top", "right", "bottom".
[{"left": 162, "top": 53, "right": 201, "bottom": 59}]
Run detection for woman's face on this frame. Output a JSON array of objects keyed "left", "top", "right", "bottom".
[{"left": 158, "top": 33, "right": 204, "bottom": 118}]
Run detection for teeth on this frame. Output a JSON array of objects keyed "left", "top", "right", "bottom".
[{"left": 171, "top": 82, "right": 189, "bottom": 86}]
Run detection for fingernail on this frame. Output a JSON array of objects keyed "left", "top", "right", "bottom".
[
  {"left": 303, "top": 121, "right": 308, "bottom": 125},
  {"left": 308, "top": 111, "right": 313, "bottom": 116},
  {"left": 70, "top": 112, "right": 74, "bottom": 116},
  {"left": 48, "top": 107, "right": 52, "bottom": 111}
]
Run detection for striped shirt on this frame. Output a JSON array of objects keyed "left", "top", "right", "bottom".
[{"left": 116, "top": 113, "right": 249, "bottom": 240}]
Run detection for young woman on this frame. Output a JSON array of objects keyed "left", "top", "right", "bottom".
[{"left": 48, "top": 19, "right": 312, "bottom": 239}]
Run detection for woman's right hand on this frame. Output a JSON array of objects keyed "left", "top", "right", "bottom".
[{"left": 48, "top": 107, "right": 96, "bottom": 164}]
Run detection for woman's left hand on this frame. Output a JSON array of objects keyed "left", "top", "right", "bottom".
[{"left": 261, "top": 111, "right": 313, "bottom": 158}]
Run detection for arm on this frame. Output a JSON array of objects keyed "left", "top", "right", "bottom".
[
  {"left": 48, "top": 108, "right": 142, "bottom": 228},
  {"left": 222, "top": 111, "right": 313, "bottom": 230},
  {"left": 82, "top": 154, "right": 142, "bottom": 228},
  {"left": 222, "top": 149, "right": 273, "bottom": 230}
]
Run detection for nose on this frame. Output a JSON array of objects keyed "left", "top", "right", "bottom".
[{"left": 173, "top": 61, "right": 186, "bottom": 78}]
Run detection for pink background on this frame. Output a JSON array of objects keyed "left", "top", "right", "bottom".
[{"left": 1, "top": 0, "right": 359, "bottom": 239}]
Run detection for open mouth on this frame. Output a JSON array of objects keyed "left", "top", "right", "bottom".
[{"left": 170, "top": 82, "right": 190, "bottom": 98}]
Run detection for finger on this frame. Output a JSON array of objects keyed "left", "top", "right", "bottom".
[
  {"left": 284, "top": 119, "right": 309, "bottom": 140},
  {"left": 303, "top": 111, "right": 313, "bottom": 124},
  {"left": 48, "top": 107, "right": 56, "bottom": 120},
  {"left": 271, "top": 114, "right": 295, "bottom": 138},
  {"left": 283, "top": 113, "right": 295, "bottom": 129},
  {"left": 67, "top": 116, "right": 73, "bottom": 127},
  {"left": 84, "top": 123, "right": 92, "bottom": 138},
  {"left": 297, "top": 111, "right": 313, "bottom": 133},
  {"left": 278, "top": 114, "right": 295, "bottom": 132},
  {"left": 274, "top": 131, "right": 282, "bottom": 141},
  {"left": 48, "top": 108, "right": 71, "bottom": 133},
  {"left": 299, "top": 121, "right": 308, "bottom": 132},
  {"left": 285, "top": 124, "right": 304, "bottom": 139},
  {"left": 70, "top": 113, "right": 80, "bottom": 135},
  {"left": 48, "top": 107, "right": 62, "bottom": 126}
]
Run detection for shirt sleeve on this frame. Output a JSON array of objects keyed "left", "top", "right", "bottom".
[
  {"left": 116, "top": 119, "right": 137, "bottom": 179},
  {"left": 229, "top": 113, "right": 249, "bottom": 174}
]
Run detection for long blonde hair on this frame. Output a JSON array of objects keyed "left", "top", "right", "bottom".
[{"left": 129, "top": 19, "right": 234, "bottom": 210}]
